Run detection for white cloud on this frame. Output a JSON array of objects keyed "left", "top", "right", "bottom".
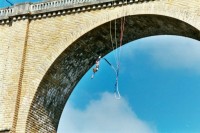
[
  {"left": 121, "top": 36, "right": 200, "bottom": 73},
  {"left": 147, "top": 38, "right": 200, "bottom": 72},
  {"left": 58, "top": 92, "right": 157, "bottom": 133}
]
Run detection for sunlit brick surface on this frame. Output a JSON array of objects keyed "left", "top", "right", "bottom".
[{"left": 0, "top": 0, "right": 200, "bottom": 132}]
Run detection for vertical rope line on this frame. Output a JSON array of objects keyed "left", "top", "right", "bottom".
[
  {"left": 119, "top": 0, "right": 126, "bottom": 67},
  {"left": 12, "top": 19, "right": 30, "bottom": 133},
  {"left": 119, "top": 17, "right": 125, "bottom": 67},
  {"left": 114, "top": 0, "right": 127, "bottom": 99},
  {"left": 114, "top": 19, "right": 118, "bottom": 67},
  {"left": 110, "top": 21, "right": 118, "bottom": 65}
]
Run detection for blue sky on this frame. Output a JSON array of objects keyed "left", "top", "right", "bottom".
[
  {"left": 0, "top": 0, "right": 41, "bottom": 7},
  {"left": 1, "top": 1, "right": 200, "bottom": 133},
  {"left": 58, "top": 36, "right": 200, "bottom": 133}
]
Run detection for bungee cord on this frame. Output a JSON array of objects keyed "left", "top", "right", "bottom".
[
  {"left": 5, "top": 0, "right": 13, "bottom": 6},
  {"left": 103, "top": 58, "right": 120, "bottom": 99},
  {"left": 112, "top": 1, "right": 126, "bottom": 99},
  {"left": 110, "top": 21, "right": 118, "bottom": 66},
  {"left": 92, "top": 1, "right": 126, "bottom": 100},
  {"left": 106, "top": 2, "right": 126, "bottom": 99},
  {"left": 109, "top": 19, "right": 121, "bottom": 99},
  {"left": 114, "top": 72, "right": 121, "bottom": 99}
]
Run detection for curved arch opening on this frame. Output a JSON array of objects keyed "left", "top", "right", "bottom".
[
  {"left": 58, "top": 35, "right": 200, "bottom": 133},
  {"left": 26, "top": 14, "right": 200, "bottom": 132}
]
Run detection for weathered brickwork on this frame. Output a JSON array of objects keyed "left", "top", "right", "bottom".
[
  {"left": 0, "top": 20, "right": 29, "bottom": 131},
  {"left": 0, "top": 0, "right": 200, "bottom": 133}
]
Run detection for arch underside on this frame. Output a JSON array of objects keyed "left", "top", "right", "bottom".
[{"left": 26, "top": 14, "right": 200, "bottom": 132}]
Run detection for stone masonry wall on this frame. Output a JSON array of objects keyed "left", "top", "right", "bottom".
[
  {"left": 0, "top": 20, "right": 29, "bottom": 131},
  {"left": 26, "top": 14, "right": 200, "bottom": 132},
  {"left": 23, "top": 0, "right": 200, "bottom": 132},
  {"left": 0, "top": 0, "right": 200, "bottom": 132}
]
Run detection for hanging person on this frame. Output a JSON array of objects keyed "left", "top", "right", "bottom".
[{"left": 91, "top": 56, "right": 101, "bottom": 79}]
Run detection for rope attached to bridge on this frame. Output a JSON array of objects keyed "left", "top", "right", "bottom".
[
  {"left": 107, "top": 2, "right": 126, "bottom": 99},
  {"left": 91, "top": 1, "right": 126, "bottom": 99},
  {"left": 5, "top": 0, "right": 13, "bottom": 6}
]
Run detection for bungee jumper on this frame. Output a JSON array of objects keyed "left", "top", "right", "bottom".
[
  {"left": 91, "top": 2, "right": 126, "bottom": 99},
  {"left": 91, "top": 56, "right": 121, "bottom": 99},
  {"left": 91, "top": 56, "right": 101, "bottom": 79},
  {"left": 91, "top": 19, "right": 125, "bottom": 99}
]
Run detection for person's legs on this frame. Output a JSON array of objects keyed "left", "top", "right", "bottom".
[
  {"left": 91, "top": 67, "right": 99, "bottom": 79},
  {"left": 91, "top": 68, "right": 96, "bottom": 79}
]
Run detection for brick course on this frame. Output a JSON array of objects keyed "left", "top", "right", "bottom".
[{"left": 0, "top": 0, "right": 200, "bottom": 132}]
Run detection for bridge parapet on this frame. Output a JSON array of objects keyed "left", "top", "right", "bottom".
[
  {"left": 29, "top": 0, "right": 112, "bottom": 14},
  {"left": 0, "top": 0, "right": 111, "bottom": 21},
  {"left": 30, "top": 0, "right": 97, "bottom": 12},
  {"left": 0, "top": 0, "right": 145, "bottom": 24},
  {"left": 0, "top": 7, "right": 14, "bottom": 20},
  {"left": 0, "top": 3, "right": 30, "bottom": 22}
]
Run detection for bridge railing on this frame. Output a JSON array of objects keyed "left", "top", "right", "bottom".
[
  {"left": 0, "top": 0, "right": 103, "bottom": 19},
  {"left": 0, "top": 0, "right": 145, "bottom": 21},
  {"left": 0, "top": 7, "right": 14, "bottom": 19},
  {"left": 30, "top": 0, "right": 98, "bottom": 12},
  {"left": 0, "top": 3, "right": 30, "bottom": 20}
]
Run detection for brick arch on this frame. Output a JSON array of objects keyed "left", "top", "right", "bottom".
[
  {"left": 25, "top": 14, "right": 200, "bottom": 132},
  {"left": 1, "top": 1, "right": 200, "bottom": 133}
]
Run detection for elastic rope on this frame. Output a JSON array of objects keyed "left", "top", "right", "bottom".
[
  {"left": 118, "top": 17, "right": 125, "bottom": 66},
  {"left": 103, "top": 58, "right": 117, "bottom": 75},
  {"left": 114, "top": 0, "right": 127, "bottom": 99},
  {"left": 6, "top": 0, "right": 13, "bottom": 6},
  {"left": 114, "top": 77, "right": 121, "bottom": 99},
  {"left": 114, "top": 19, "right": 119, "bottom": 67},
  {"left": 109, "top": 1, "right": 127, "bottom": 99},
  {"left": 103, "top": 58, "right": 121, "bottom": 99},
  {"left": 118, "top": 2, "right": 126, "bottom": 68},
  {"left": 110, "top": 21, "right": 118, "bottom": 65}
]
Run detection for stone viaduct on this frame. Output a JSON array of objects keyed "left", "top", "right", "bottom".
[{"left": 0, "top": 0, "right": 200, "bottom": 132}]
